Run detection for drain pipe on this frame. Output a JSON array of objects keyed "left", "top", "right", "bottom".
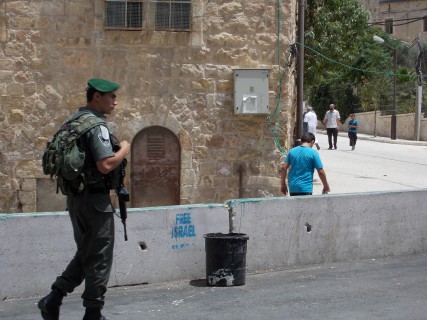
[{"left": 237, "top": 164, "right": 243, "bottom": 198}]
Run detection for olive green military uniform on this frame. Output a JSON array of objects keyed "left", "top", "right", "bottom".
[{"left": 51, "top": 107, "right": 116, "bottom": 309}]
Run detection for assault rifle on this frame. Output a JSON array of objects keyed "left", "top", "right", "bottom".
[{"left": 116, "top": 158, "right": 129, "bottom": 241}]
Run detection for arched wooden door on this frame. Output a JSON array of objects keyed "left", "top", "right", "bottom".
[{"left": 131, "top": 126, "right": 180, "bottom": 208}]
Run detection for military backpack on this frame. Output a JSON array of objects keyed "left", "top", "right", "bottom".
[{"left": 42, "top": 111, "right": 106, "bottom": 195}]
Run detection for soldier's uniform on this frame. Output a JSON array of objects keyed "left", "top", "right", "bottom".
[
  {"left": 39, "top": 78, "right": 121, "bottom": 320},
  {"left": 52, "top": 107, "right": 116, "bottom": 309}
]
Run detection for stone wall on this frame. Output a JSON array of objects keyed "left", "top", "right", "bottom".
[
  {"left": 342, "top": 111, "right": 427, "bottom": 141},
  {"left": 0, "top": 1, "right": 297, "bottom": 213}
]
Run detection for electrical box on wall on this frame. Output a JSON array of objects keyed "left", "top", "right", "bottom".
[{"left": 234, "top": 69, "right": 269, "bottom": 115}]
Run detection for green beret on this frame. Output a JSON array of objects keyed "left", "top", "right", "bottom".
[{"left": 87, "top": 78, "right": 120, "bottom": 93}]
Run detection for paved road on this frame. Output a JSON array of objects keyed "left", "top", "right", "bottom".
[
  {"left": 313, "top": 132, "right": 427, "bottom": 195},
  {"left": 2, "top": 253, "right": 427, "bottom": 320}
]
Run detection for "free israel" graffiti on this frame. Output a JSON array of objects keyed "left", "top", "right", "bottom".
[{"left": 171, "top": 212, "right": 196, "bottom": 239}]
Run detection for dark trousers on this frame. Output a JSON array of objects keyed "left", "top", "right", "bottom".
[
  {"left": 348, "top": 132, "right": 357, "bottom": 147},
  {"left": 52, "top": 193, "right": 115, "bottom": 309},
  {"left": 327, "top": 128, "right": 338, "bottom": 148},
  {"left": 290, "top": 192, "right": 312, "bottom": 196}
]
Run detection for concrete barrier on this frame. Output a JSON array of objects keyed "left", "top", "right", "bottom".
[{"left": 1, "top": 189, "right": 427, "bottom": 299}]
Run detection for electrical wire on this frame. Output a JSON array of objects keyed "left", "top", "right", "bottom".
[
  {"left": 294, "top": 41, "right": 427, "bottom": 77},
  {"left": 369, "top": 16, "right": 426, "bottom": 27}
]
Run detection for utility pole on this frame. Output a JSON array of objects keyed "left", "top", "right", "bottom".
[
  {"left": 391, "top": 48, "right": 397, "bottom": 140},
  {"left": 414, "top": 35, "right": 423, "bottom": 141},
  {"left": 295, "top": 0, "right": 305, "bottom": 146}
]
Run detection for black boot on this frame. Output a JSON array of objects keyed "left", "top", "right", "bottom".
[
  {"left": 83, "top": 307, "right": 108, "bottom": 320},
  {"left": 38, "top": 288, "right": 63, "bottom": 320}
]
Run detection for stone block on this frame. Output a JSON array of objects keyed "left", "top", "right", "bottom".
[
  {"left": 10, "top": 109, "right": 25, "bottom": 122},
  {"left": 206, "top": 134, "right": 225, "bottom": 147},
  {"left": 0, "top": 70, "right": 13, "bottom": 81},
  {"left": 219, "top": 2, "right": 243, "bottom": 16},
  {"left": 0, "top": 17, "right": 6, "bottom": 42},
  {"left": 216, "top": 160, "right": 232, "bottom": 176},
  {"left": 12, "top": 16, "right": 34, "bottom": 29},
  {"left": 181, "top": 150, "right": 193, "bottom": 169},
  {"left": 21, "top": 178, "right": 36, "bottom": 191},
  {"left": 181, "top": 169, "right": 197, "bottom": 185},
  {"left": 194, "top": 146, "right": 208, "bottom": 159},
  {"left": 16, "top": 160, "right": 43, "bottom": 178},
  {"left": 6, "top": 83, "right": 24, "bottom": 96},
  {"left": 216, "top": 79, "right": 232, "bottom": 93}
]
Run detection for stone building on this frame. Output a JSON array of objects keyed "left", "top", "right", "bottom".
[
  {"left": 0, "top": 0, "right": 297, "bottom": 213},
  {"left": 359, "top": 0, "right": 427, "bottom": 43}
]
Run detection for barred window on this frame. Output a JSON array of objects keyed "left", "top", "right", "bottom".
[
  {"left": 385, "top": 19, "right": 393, "bottom": 34},
  {"left": 105, "top": 0, "right": 144, "bottom": 30},
  {"left": 153, "top": 0, "right": 191, "bottom": 31}
]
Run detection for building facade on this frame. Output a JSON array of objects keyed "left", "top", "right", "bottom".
[
  {"left": 0, "top": 1, "right": 297, "bottom": 213},
  {"left": 360, "top": 0, "right": 427, "bottom": 43}
]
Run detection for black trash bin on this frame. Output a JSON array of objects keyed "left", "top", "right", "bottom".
[{"left": 204, "top": 232, "right": 249, "bottom": 286}]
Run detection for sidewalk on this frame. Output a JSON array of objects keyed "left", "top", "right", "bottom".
[
  {"left": 333, "top": 131, "right": 427, "bottom": 146},
  {"left": 2, "top": 253, "right": 427, "bottom": 320}
]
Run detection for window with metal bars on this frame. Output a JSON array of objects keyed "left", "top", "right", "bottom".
[
  {"left": 385, "top": 19, "right": 393, "bottom": 34},
  {"left": 152, "top": 0, "right": 191, "bottom": 31},
  {"left": 105, "top": 0, "right": 144, "bottom": 30}
]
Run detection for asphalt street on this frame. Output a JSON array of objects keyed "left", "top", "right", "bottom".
[
  {"left": 312, "top": 131, "right": 427, "bottom": 195},
  {"left": 2, "top": 253, "right": 427, "bottom": 320},
  {"left": 2, "top": 132, "right": 427, "bottom": 320}
]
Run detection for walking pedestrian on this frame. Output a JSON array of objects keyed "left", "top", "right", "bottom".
[
  {"left": 38, "top": 78, "right": 130, "bottom": 320},
  {"left": 303, "top": 106, "right": 309, "bottom": 133},
  {"left": 303, "top": 106, "right": 320, "bottom": 150},
  {"left": 281, "top": 132, "right": 330, "bottom": 196},
  {"left": 348, "top": 114, "right": 358, "bottom": 151},
  {"left": 323, "top": 103, "right": 341, "bottom": 150}
]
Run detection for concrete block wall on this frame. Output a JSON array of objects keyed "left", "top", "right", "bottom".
[
  {"left": 1, "top": 189, "right": 427, "bottom": 299},
  {"left": 343, "top": 111, "right": 427, "bottom": 141}
]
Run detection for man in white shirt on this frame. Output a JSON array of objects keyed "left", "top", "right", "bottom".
[
  {"left": 303, "top": 106, "right": 320, "bottom": 150},
  {"left": 323, "top": 103, "right": 340, "bottom": 150}
]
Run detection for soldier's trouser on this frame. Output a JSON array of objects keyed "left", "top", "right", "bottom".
[{"left": 52, "top": 193, "right": 115, "bottom": 309}]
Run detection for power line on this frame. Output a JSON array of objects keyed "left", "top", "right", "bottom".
[
  {"left": 294, "top": 42, "right": 427, "bottom": 77},
  {"left": 369, "top": 16, "right": 425, "bottom": 27}
]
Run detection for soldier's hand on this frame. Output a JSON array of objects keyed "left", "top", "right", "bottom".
[{"left": 120, "top": 141, "right": 130, "bottom": 155}]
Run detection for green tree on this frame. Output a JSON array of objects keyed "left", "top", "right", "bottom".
[{"left": 303, "top": 0, "right": 413, "bottom": 121}]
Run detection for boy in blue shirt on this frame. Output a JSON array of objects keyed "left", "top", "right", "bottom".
[
  {"left": 348, "top": 114, "right": 358, "bottom": 151},
  {"left": 281, "top": 132, "right": 330, "bottom": 196}
]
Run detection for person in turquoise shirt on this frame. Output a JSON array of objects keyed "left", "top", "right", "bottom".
[
  {"left": 348, "top": 114, "right": 358, "bottom": 151},
  {"left": 281, "top": 132, "right": 330, "bottom": 196}
]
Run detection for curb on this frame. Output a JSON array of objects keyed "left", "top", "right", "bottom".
[{"left": 317, "top": 132, "right": 427, "bottom": 147}]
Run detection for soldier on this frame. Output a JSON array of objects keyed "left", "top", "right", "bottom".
[{"left": 38, "top": 78, "right": 130, "bottom": 320}]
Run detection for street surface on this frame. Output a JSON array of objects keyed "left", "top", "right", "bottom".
[
  {"left": 2, "top": 253, "right": 427, "bottom": 320},
  {"left": 312, "top": 132, "right": 427, "bottom": 195}
]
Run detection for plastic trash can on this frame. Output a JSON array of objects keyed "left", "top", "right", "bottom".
[{"left": 204, "top": 232, "right": 249, "bottom": 286}]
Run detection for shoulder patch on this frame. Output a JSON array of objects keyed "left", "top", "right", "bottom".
[
  {"left": 98, "top": 125, "right": 111, "bottom": 148},
  {"left": 100, "top": 125, "right": 110, "bottom": 139}
]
